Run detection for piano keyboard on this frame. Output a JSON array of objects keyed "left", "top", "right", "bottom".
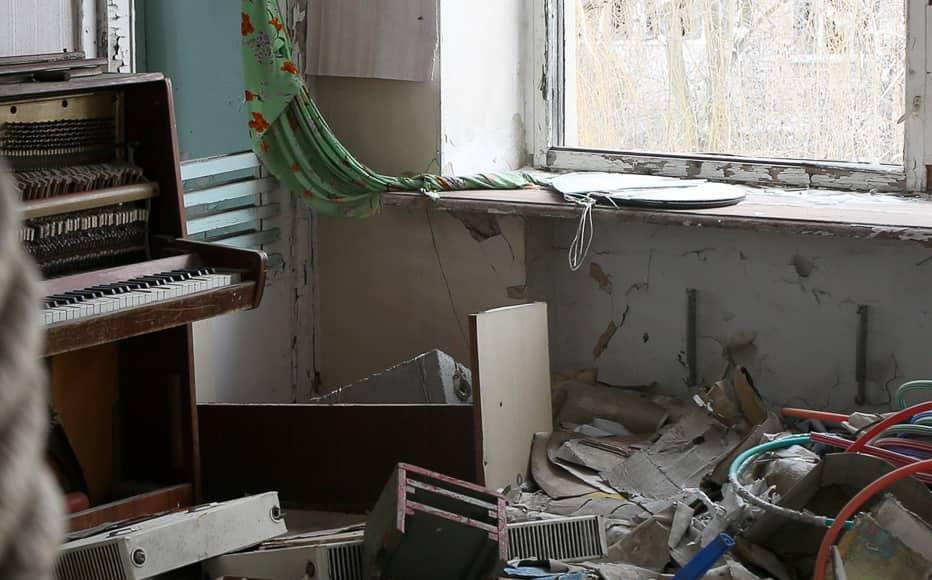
[{"left": 43, "top": 268, "right": 242, "bottom": 325}]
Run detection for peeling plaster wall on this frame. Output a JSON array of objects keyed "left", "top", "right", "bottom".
[
  {"left": 440, "top": 0, "right": 527, "bottom": 173},
  {"left": 528, "top": 218, "right": 932, "bottom": 411},
  {"left": 311, "top": 0, "right": 532, "bottom": 390},
  {"left": 317, "top": 208, "right": 527, "bottom": 390}
]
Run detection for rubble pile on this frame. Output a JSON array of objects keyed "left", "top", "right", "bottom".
[{"left": 499, "top": 368, "right": 932, "bottom": 580}]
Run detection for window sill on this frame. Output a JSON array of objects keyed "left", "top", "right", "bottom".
[{"left": 383, "top": 186, "right": 932, "bottom": 247}]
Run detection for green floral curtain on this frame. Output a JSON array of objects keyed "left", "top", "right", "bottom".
[{"left": 242, "top": 0, "right": 545, "bottom": 218}]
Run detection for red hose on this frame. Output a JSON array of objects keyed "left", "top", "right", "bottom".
[
  {"left": 809, "top": 432, "right": 932, "bottom": 484},
  {"left": 782, "top": 408, "right": 849, "bottom": 424},
  {"left": 848, "top": 401, "right": 932, "bottom": 454},
  {"left": 812, "top": 459, "right": 932, "bottom": 580}
]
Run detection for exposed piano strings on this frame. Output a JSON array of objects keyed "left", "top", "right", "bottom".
[
  {"left": 15, "top": 162, "right": 147, "bottom": 200},
  {"left": 0, "top": 117, "right": 116, "bottom": 166},
  {"left": 22, "top": 204, "right": 149, "bottom": 277}
]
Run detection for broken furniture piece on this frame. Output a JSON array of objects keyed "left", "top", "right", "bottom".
[
  {"left": 57, "top": 492, "right": 286, "bottom": 580},
  {"left": 205, "top": 527, "right": 364, "bottom": 580},
  {"left": 363, "top": 463, "right": 507, "bottom": 579},
  {"left": 200, "top": 302, "right": 553, "bottom": 513},
  {"left": 312, "top": 349, "right": 473, "bottom": 404},
  {"left": 470, "top": 302, "right": 553, "bottom": 490}
]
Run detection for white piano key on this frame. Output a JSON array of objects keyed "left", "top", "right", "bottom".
[{"left": 42, "top": 270, "right": 243, "bottom": 326}]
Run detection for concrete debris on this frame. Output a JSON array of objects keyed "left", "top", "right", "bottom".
[
  {"left": 555, "top": 436, "right": 642, "bottom": 473},
  {"left": 603, "top": 408, "right": 743, "bottom": 499},
  {"left": 531, "top": 432, "right": 601, "bottom": 499},
  {"left": 553, "top": 381, "right": 669, "bottom": 434},
  {"left": 872, "top": 496, "right": 932, "bottom": 563},
  {"left": 312, "top": 349, "right": 472, "bottom": 404},
  {"left": 758, "top": 445, "right": 820, "bottom": 498},
  {"left": 605, "top": 513, "right": 673, "bottom": 571},
  {"left": 501, "top": 368, "right": 925, "bottom": 579}
]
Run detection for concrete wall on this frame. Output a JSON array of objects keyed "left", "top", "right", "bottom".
[
  {"left": 440, "top": 0, "right": 527, "bottom": 174},
  {"left": 309, "top": 0, "right": 932, "bottom": 414},
  {"left": 528, "top": 217, "right": 932, "bottom": 411},
  {"left": 316, "top": 207, "right": 527, "bottom": 389},
  {"left": 311, "top": 0, "right": 534, "bottom": 390}
]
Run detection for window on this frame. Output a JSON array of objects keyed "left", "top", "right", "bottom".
[{"left": 534, "top": 0, "right": 926, "bottom": 192}]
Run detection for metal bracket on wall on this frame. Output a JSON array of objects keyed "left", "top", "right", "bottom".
[
  {"left": 855, "top": 304, "right": 869, "bottom": 406},
  {"left": 687, "top": 288, "right": 698, "bottom": 388}
]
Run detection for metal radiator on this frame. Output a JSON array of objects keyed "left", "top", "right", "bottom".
[{"left": 507, "top": 515, "right": 607, "bottom": 563}]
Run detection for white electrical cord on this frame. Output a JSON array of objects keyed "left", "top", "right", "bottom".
[{"left": 564, "top": 193, "right": 596, "bottom": 272}]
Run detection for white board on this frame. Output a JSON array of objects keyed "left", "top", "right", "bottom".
[
  {"left": 0, "top": 0, "right": 78, "bottom": 57},
  {"left": 470, "top": 302, "right": 553, "bottom": 490},
  {"left": 305, "top": 0, "right": 437, "bottom": 82}
]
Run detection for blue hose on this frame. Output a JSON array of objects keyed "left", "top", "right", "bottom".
[{"left": 673, "top": 534, "right": 735, "bottom": 580}]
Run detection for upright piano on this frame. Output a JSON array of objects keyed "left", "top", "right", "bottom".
[{"left": 0, "top": 72, "right": 267, "bottom": 531}]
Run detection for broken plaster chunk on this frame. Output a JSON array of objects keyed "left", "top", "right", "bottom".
[
  {"left": 605, "top": 516, "right": 672, "bottom": 572},
  {"left": 553, "top": 381, "right": 668, "bottom": 434},
  {"left": 760, "top": 445, "right": 820, "bottom": 498},
  {"left": 604, "top": 409, "right": 742, "bottom": 499}
]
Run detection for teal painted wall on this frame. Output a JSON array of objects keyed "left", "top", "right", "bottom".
[{"left": 140, "top": 0, "right": 250, "bottom": 160}]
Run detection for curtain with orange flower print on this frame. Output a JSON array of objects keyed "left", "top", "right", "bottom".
[{"left": 242, "top": 0, "right": 546, "bottom": 218}]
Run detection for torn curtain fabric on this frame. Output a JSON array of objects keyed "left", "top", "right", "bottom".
[{"left": 242, "top": 0, "right": 546, "bottom": 218}]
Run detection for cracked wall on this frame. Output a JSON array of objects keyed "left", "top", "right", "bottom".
[
  {"left": 317, "top": 208, "right": 527, "bottom": 390},
  {"left": 528, "top": 218, "right": 932, "bottom": 411}
]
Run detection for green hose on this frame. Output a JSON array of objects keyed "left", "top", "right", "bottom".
[
  {"left": 896, "top": 380, "right": 932, "bottom": 410},
  {"left": 729, "top": 434, "right": 853, "bottom": 528}
]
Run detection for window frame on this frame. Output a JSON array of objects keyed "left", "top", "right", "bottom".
[{"left": 530, "top": 0, "right": 927, "bottom": 194}]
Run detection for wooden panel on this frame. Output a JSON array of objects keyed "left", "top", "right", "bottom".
[
  {"left": 216, "top": 228, "right": 281, "bottom": 249},
  {"left": 187, "top": 221, "right": 260, "bottom": 242},
  {"left": 383, "top": 188, "right": 932, "bottom": 247},
  {"left": 123, "top": 78, "right": 187, "bottom": 237},
  {"left": 0, "top": 0, "right": 77, "bottom": 57},
  {"left": 119, "top": 327, "right": 198, "bottom": 495},
  {"left": 50, "top": 344, "right": 120, "bottom": 504},
  {"left": 68, "top": 483, "right": 193, "bottom": 532},
  {"left": 0, "top": 73, "right": 167, "bottom": 99},
  {"left": 183, "top": 177, "right": 276, "bottom": 211},
  {"left": 199, "top": 404, "right": 479, "bottom": 512},
  {"left": 181, "top": 152, "right": 260, "bottom": 181},
  {"left": 307, "top": 0, "right": 437, "bottom": 82},
  {"left": 470, "top": 303, "right": 553, "bottom": 490},
  {"left": 187, "top": 204, "right": 280, "bottom": 236},
  {"left": 22, "top": 183, "right": 159, "bottom": 220}
]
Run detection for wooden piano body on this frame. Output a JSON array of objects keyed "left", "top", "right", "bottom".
[{"left": 0, "top": 73, "right": 267, "bottom": 532}]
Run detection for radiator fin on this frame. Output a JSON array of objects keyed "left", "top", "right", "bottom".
[
  {"left": 507, "top": 516, "right": 606, "bottom": 563},
  {"left": 56, "top": 542, "right": 127, "bottom": 580},
  {"left": 327, "top": 541, "right": 364, "bottom": 580}
]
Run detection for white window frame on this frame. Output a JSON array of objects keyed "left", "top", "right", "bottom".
[{"left": 529, "top": 0, "right": 928, "bottom": 194}]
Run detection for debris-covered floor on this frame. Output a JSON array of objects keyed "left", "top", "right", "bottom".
[
  {"left": 496, "top": 368, "right": 932, "bottom": 580},
  {"left": 57, "top": 351, "right": 932, "bottom": 580}
]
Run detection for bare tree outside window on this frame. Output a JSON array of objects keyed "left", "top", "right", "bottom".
[{"left": 571, "top": 0, "right": 906, "bottom": 166}]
